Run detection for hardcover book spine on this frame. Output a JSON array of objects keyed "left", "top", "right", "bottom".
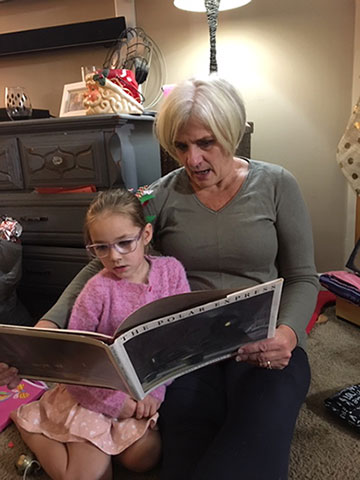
[{"left": 109, "top": 342, "right": 145, "bottom": 400}]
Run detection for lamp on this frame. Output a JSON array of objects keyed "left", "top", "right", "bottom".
[{"left": 174, "top": 0, "right": 252, "bottom": 73}]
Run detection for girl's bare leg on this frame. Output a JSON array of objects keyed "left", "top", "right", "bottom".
[
  {"left": 115, "top": 428, "right": 161, "bottom": 473},
  {"left": 17, "top": 425, "right": 112, "bottom": 480}
]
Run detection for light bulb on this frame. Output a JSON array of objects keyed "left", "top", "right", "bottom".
[{"left": 174, "top": 0, "right": 252, "bottom": 12}]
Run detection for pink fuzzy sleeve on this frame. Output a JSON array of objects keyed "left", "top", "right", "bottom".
[
  {"left": 170, "top": 258, "right": 191, "bottom": 295},
  {"left": 149, "top": 384, "right": 166, "bottom": 403},
  {"left": 66, "top": 384, "right": 130, "bottom": 418}
]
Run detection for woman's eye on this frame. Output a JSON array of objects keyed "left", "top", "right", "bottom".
[
  {"left": 198, "top": 139, "right": 214, "bottom": 149},
  {"left": 174, "top": 142, "right": 187, "bottom": 152}
]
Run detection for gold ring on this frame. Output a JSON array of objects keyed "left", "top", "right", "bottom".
[{"left": 266, "top": 360, "right": 272, "bottom": 370}]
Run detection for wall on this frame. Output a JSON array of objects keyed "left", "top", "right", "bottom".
[{"left": 135, "top": 0, "right": 355, "bottom": 272}]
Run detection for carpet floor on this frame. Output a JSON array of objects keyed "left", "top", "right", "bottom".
[{"left": 1, "top": 307, "right": 359, "bottom": 479}]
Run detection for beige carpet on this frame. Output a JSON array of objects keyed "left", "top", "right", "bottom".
[{"left": 1, "top": 308, "right": 359, "bottom": 480}]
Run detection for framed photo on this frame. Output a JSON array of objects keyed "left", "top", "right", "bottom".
[{"left": 59, "top": 81, "right": 87, "bottom": 117}]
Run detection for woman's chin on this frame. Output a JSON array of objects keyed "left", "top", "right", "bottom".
[{"left": 190, "top": 171, "right": 213, "bottom": 186}]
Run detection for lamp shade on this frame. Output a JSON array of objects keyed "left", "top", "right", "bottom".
[{"left": 174, "top": 0, "right": 251, "bottom": 12}]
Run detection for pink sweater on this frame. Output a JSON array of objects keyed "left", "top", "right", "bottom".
[{"left": 66, "top": 255, "right": 190, "bottom": 418}]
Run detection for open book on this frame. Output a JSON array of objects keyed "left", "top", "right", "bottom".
[{"left": 0, "top": 278, "right": 283, "bottom": 400}]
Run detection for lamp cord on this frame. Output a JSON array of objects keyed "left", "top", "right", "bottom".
[{"left": 205, "top": 0, "right": 220, "bottom": 73}]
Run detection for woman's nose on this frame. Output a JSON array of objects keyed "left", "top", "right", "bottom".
[{"left": 186, "top": 146, "right": 202, "bottom": 168}]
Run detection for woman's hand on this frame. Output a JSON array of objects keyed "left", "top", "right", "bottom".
[
  {"left": 134, "top": 394, "right": 161, "bottom": 419},
  {"left": 36, "top": 319, "right": 60, "bottom": 329},
  {"left": 235, "top": 325, "right": 298, "bottom": 370},
  {"left": 0, "top": 363, "right": 20, "bottom": 389}
]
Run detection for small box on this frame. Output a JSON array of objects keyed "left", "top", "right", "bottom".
[
  {"left": 320, "top": 238, "right": 360, "bottom": 327},
  {"left": 336, "top": 296, "right": 360, "bottom": 327},
  {"left": 339, "top": 237, "right": 360, "bottom": 326},
  {"left": 0, "top": 379, "right": 47, "bottom": 431}
]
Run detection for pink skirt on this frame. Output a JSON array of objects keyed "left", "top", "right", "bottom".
[{"left": 11, "top": 384, "right": 158, "bottom": 455}]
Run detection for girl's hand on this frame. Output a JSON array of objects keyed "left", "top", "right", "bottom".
[
  {"left": 0, "top": 363, "right": 20, "bottom": 389},
  {"left": 235, "top": 325, "right": 297, "bottom": 370},
  {"left": 135, "top": 394, "right": 161, "bottom": 419},
  {"left": 118, "top": 396, "right": 137, "bottom": 419}
]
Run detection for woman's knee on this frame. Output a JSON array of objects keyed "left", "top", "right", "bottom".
[{"left": 160, "top": 365, "right": 227, "bottom": 425}]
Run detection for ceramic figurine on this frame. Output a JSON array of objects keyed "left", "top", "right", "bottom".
[{"left": 83, "top": 68, "right": 144, "bottom": 116}]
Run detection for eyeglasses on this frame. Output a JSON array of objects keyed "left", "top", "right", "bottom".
[{"left": 86, "top": 229, "right": 143, "bottom": 258}]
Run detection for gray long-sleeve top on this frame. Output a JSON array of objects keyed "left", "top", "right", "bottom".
[{"left": 44, "top": 159, "right": 319, "bottom": 349}]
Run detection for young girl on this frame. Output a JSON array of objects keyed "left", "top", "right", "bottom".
[{"left": 11, "top": 188, "right": 190, "bottom": 480}]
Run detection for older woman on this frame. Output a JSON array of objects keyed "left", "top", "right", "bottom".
[
  {"left": 1, "top": 76, "right": 318, "bottom": 480},
  {"left": 143, "top": 76, "right": 319, "bottom": 480}
]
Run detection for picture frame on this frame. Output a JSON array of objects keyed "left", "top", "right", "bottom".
[{"left": 59, "top": 81, "right": 87, "bottom": 117}]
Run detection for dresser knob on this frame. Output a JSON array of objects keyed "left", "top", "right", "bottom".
[
  {"left": 52, "top": 155, "right": 63, "bottom": 166},
  {"left": 20, "top": 216, "right": 48, "bottom": 222}
]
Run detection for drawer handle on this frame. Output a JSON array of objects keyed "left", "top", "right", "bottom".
[
  {"left": 52, "top": 155, "right": 63, "bottom": 166},
  {"left": 20, "top": 216, "right": 48, "bottom": 222},
  {"left": 24, "top": 269, "right": 51, "bottom": 276}
]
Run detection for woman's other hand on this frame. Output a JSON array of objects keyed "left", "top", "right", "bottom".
[
  {"left": 135, "top": 394, "right": 162, "bottom": 419},
  {"left": 0, "top": 363, "right": 20, "bottom": 389},
  {"left": 36, "top": 319, "right": 60, "bottom": 329},
  {"left": 235, "top": 325, "right": 298, "bottom": 370}
]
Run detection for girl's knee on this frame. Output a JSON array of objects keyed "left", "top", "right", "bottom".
[{"left": 117, "top": 429, "right": 161, "bottom": 473}]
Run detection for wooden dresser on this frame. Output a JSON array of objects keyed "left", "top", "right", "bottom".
[
  {"left": 0, "top": 116, "right": 252, "bottom": 322},
  {"left": 0, "top": 114, "right": 161, "bottom": 321}
]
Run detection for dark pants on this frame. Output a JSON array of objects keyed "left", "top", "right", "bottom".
[{"left": 158, "top": 347, "right": 310, "bottom": 480}]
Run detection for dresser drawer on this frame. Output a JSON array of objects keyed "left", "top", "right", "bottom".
[
  {"left": 0, "top": 138, "right": 24, "bottom": 190},
  {"left": 21, "top": 245, "right": 89, "bottom": 291},
  {"left": 18, "top": 131, "right": 109, "bottom": 188},
  {"left": 19, "top": 245, "right": 89, "bottom": 320},
  {"left": 0, "top": 192, "right": 95, "bottom": 246}
]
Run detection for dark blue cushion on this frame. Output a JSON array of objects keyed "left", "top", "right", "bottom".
[{"left": 324, "top": 384, "right": 360, "bottom": 430}]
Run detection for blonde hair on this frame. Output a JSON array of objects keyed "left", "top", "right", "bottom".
[
  {"left": 84, "top": 189, "right": 146, "bottom": 245},
  {"left": 155, "top": 75, "right": 247, "bottom": 160}
]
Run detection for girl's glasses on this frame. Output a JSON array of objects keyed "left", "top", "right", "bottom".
[{"left": 86, "top": 229, "right": 143, "bottom": 258}]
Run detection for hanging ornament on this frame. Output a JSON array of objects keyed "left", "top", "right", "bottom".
[{"left": 337, "top": 99, "right": 360, "bottom": 195}]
